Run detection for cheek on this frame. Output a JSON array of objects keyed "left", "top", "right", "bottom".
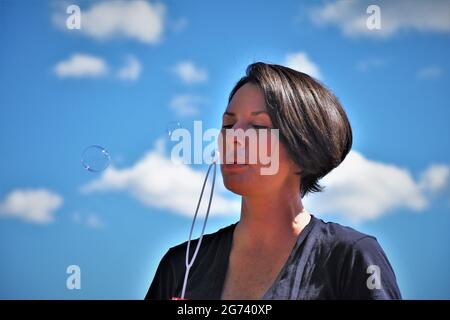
[
  {"left": 256, "top": 134, "right": 291, "bottom": 172},
  {"left": 279, "top": 145, "right": 299, "bottom": 179},
  {"left": 259, "top": 143, "right": 295, "bottom": 188}
]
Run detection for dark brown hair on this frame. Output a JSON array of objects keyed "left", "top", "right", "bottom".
[{"left": 228, "top": 62, "right": 353, "bottom": 198}]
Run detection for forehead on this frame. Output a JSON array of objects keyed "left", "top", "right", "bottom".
[{"left": 226, "top": 83, "right": 267, "bottom": 113}]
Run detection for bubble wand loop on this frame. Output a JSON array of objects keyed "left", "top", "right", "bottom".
[{"left": 178, "top": 155, "right": 217, "bottom": 300}]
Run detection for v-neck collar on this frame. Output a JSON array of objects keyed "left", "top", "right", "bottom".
[{"left": 216, "top": 215, "right": 317, "bottom": 300}]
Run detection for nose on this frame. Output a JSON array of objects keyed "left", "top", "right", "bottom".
[
  {"left": 228, "top": 121, "right": 248, "bottom": 146},
  {"left": 219, "top": 121, "right": 251, "bottom": 164}
]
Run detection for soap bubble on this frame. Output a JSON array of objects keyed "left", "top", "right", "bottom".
[
  {"left": 166, "top": 121, "right": 181, "bottom": 137},
  {"left": 81, "top": 145, "right": 110, "bottom": 172}
]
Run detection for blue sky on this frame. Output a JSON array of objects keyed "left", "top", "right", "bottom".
[{"left": 0, "top": 0, "right": 449, "bottom": 299}]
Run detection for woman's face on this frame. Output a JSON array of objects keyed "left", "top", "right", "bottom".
[{"left": 220, "top": 83, "right": 300, "bottom": 197}]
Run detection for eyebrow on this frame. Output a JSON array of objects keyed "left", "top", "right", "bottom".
[{"left": 223, "top": 111, "right": 269, "bottom": 117}]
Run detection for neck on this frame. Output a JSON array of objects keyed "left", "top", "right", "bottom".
[{"left": 235, "top": 186, "right": 310, "bottom": 250}]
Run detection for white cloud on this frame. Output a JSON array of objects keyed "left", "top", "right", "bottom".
[
  {"left": 54, "top": 53, "right": 108, "bottom": 78},
  {"left": 310, "top": 0, "right": 450, "bottom": 38},
  {"left": 284, "top": 52, "right": 322, "bottom": 79},
  {"left": 73, "top": 212, "right": 105, "bottom": 229},
  {"left": 172, "top": 61, "right": 208, "bottom": 84},
  {"left": 81, "top": 139, "right": 240, "bottom": 218},
  {"left": 416, "top": 66, "right": 443, "bottom": 80},
  {"left": 53, "top": 0, "right": 165, "bottom": 44},
  {"left": 55, "top": 54, "right": 143, "bottom": 81},
  {"left": 356, "top": 58, "right": 385, "bottom": 72},
  {"left": 304, "top": 151, "right": 449, "bottom": 223},
  {"left": 170, "top": 17, "right": 188, "bottom": 33},
  {"left": 419, "top": 164, "right": 450, "bottom": 193},
  {"left": 80, "top": 141, "right": 449, "bottom": 223},
  {"left": 117, "top": 56, "right": 142, "bottom": 81},
  {"left": 86, "top": 214, "right": 104, "bottom": 228},
  {"left": 169, "top": 94, "right": 208, "bottom": 117},
  {"left": 0, "top": 189, "right": 63, "bottom": 224}
]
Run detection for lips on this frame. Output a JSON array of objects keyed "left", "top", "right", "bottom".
[
  {"left": 228, "top": 160, "right": 247, "bottom": 164},
  {"left": 223, "top": 149, "right": 248, "bottom": 165},
  {"left": 223, "top": 156, "right": 248, "bottom": 170},
  {"left": 223, "top": 159, "right": 248, "bottom": 166},
  {"left": 223, "top": 163, "right": 247, "bottom": 170}
]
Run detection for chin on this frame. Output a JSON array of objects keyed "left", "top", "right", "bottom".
[
  {"left": 221, "top": 174, "right": 252, "bottom": 196},
  {"left": 223, "top": 182, "right": 249, "bottom": 196},
  {"left": 220, "top": 164, "right": 271, "bottom": 196},
  {"left": 222, "top": 176, "right": 264, "bottom": 196}
]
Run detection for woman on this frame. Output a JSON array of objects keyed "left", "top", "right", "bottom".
[{"left": 146, "top": 62, "right": 402, "bottom": 300}]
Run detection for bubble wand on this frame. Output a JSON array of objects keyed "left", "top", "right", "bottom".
[{"left": 172, "top": 151, "right": 218, "bottom": 300}]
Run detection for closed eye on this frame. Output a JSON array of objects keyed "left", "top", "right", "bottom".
[{"left": 221, "top": 124, "right": 271, "bottom": 129}]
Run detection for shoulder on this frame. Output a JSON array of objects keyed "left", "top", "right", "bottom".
[
  {"left": 145, "top": 222, "right": 236, "bottom": 300},
  {"left": 311, "top": 216, "right": 389, "bottom": 270},
  {"left": 311, "top": 216, "right": 379, "bottom": 256},
  {"left": 313, "top": 216, "right": 376, "bottom": 244},
  {"left": 166, "top": 222, "right": 237, "bottom": 261},
  {"left": 310, "top": 216, "right": 401, "bottom": 299}
]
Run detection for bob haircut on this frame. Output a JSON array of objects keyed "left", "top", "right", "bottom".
[{"left": 228, "top": 62, "right": 353, "bottom": 198}]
